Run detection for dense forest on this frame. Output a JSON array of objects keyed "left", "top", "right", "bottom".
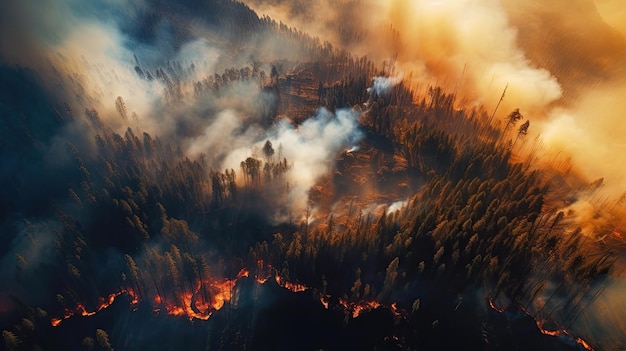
[{"left": 1, "top": 0, "right": 624, "bottom": 350}]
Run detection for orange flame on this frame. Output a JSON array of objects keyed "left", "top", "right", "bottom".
[
  {"left": 535, "top": 320, "right": 561, "bottom": 337},
  {"left": 156, "top": 268, "right": 252, "bottom": 321},
  {"left": 320, "top": 295, "right": 330, "bottom": 309},
  {"left": 274, "top": 273, "right": 309, "bottom": 292},
  {"left": 488, "top": 297, "right": 595, "bottom": 351},
  {"left": 338, "top": 298, "right": 381, "bottom": 318},
  {"left": 50, "top": 318, "right": 62, "bottom": 327},
  {"left": 488, "top": 297, "right": 504, "bottom": 313},
  {"left": 575, "top": 337, "right": 594, "bottom": 351},
  {"left": 51, "top": 287, "right": 139, "bottom": 326}
]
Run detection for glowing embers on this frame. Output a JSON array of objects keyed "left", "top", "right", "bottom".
[
  {"left": 274, "top": 272, "right": 308, "bottom": 293},
  {"left": 50, "top": 288, "right": 139, "bottom": 326},
  {"left": 319, "top": 295, "right": 330, "bottom": 309},
  {"left": 339, "top": 298, "right": 382, "bottom": 318},
  {"left": 533, "top": 320, "right": 595, "bottom": 351},
  {"left": 488, "top": 297, "right": 504, "bottom": 313}
]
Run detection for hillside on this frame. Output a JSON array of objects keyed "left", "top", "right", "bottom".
[{"left": 1, "top": 1, "right": 625, "bottom": 350}]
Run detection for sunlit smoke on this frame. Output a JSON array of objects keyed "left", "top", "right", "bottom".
[
  {"left": 368, "top": 76, "right": 401, "bottom": 96},
  {"left": 387, "top": 199, "right": 408, "bottom": 214},
  {"left": 243, "top": 0, "right": 626, "bottom": 233},
  {"left": 223, "top": 107, "right": 363, "bottom": 220}
]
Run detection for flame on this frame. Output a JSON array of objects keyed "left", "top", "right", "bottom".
[
  {"left": 487, "top": 297, "right": 595, "bottom": 351},
  {"left": 535, "top": 320, "right": 561, "bottom": 337},
  {"left": 49, "top": 263, "right": 405, "bottom": 329},
  {"left": 574, "top": 337, "right": 594, "bottom": 351},
  {"left": 320, "top": 295, "right": 330, "bottom": 309},
  {"left": 338, "top": 298, "right": 381, "bottom": 318},
  {"left": 255, "top": 260, "right": 273, "bottom": 284},
  {"left": 256, "top": 276, "right": 270, "bottom": 284},
  {"left": 488, "top": 297, "right": 504, "bottom": 313},
  {"left": 274, "top": 273, "right": 308, "bottom": 292},
  {"left": 157, "top": 268, "right": 252, "bottom": 321},
  {"left": 51, "top": 287, "right": 139, "bottom": 326}
]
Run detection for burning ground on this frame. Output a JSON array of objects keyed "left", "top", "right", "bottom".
[{"left": 1, "top": 0, "right": 626, "bottom": 350}]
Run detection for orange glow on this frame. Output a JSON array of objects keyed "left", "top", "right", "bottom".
[
  {"left": 338, "top": 298, "right": 381, "bottom": 318},
  {"left": 50, "top": 318, "right": 62, "bottom": 327},
  {"left": 389, "top": 302, "right": 404, "bottom": 318},
  {"left": 50, "top": 264, "right": 407, "bottom": 329},
  {"left": 256, "top": 276, "right": 270, "bottom": 284},
  {"left": 488, "top": 298, "right": 594, "bottom": 351},
  {"left": 158, "top": 269, "right": 251, "bottom": 321},
  {"left": 575, "top": 337, "right": 595, "bottom": 351},
  {"left": 535, "top": 320, "right": 561, "bottom": 337},
  {"left": 51, "top": 287, "right": 140, "bottom": 326},
  {"left": 488, "top": 297, "right": 504, "bottom": 313},
  {"left": 284, "top": 281, "right": 308, "bottom": 293},
  {"left": 320, "top": 295, "right": 329, "bottom": 309},
  {"left": 352, "top": 300, "right": 381, "bottom": 318},
  {"left": 274, "top": 273, "right": 308, "bottom": 292},
  {"left": 236, "top": 268, "right": 250, "bottom": 278}
]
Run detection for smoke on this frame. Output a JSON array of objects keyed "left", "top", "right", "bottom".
[
  {"left": 368, "top": 76, "right": 401, "bottom": 96},
  {"left": 244, "top": 0, "right": 626, "bottom": 229},
  {"left": 222, "top": 107, "right": 363, "bottom": 221},
  {"left": 594, "top": 0, "right": 626, "bottom": 39},
  {"left": 0, "top": 220, "right": 58, "bottom": 304},
  {"left": 245, "top": 0, "right": 563, "bottom": 114},
  {"left": 541, "top": 78, "right": 626, "bottom": 197}
]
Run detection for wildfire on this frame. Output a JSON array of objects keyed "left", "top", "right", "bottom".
[
  {"left": 50, "top": 317, "right": 62, "bottom": 327},
  {"left": 50, "top": 263, "right": 404, "bottom": 329},
  {"left": 488, "top": 297, "right": 504, "bottom": 313},
  {"left": 274, "top": 273, "right": 309, "bottom": 293},
  {"left": 50, "top": 287, "right": 139, "bottom": 326},
  {"left": 535, "top": 320, "right": 561, "bottom": 337},
  {"left": 339, "top": 298, "right": 382, "bottom": 318},
  {"left": 574, "top": 337, "right": 594, "bottom": 351},
  {"left": 487, "top": 297, "right": 595, "bottom": 351},
  {"left": 320, "top": 295, "right": 330, "bottom": 309}
]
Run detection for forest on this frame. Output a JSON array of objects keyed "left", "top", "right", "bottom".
[{"left": 1, "top": 0, "right": 625, "bottom": 350}]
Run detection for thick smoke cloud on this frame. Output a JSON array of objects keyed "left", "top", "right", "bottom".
[
  {"left": 1, "top": 0, "right": 367, "bottom": 225},
  {"left": 244, "top": 0, "right": 626, "bottom": 227},
  {"left": 241, "top": 1, "right": 626, "bottom": 346},
  {"left": 222, "top": 108, "right": 363, "bottom": 221},
  {"left": 245, "top": 0, "right": 563, "bottom": 114},
  {"left": 368, "top": 76, "right": 401, "bottom": 96}
]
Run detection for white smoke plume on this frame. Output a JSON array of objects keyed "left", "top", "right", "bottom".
[
  {"left": 222, "top": 108, "right": 363, "bottom": 221},
  {"left": 368, "top": 76, "right": 402, "bottom": 96},
  {"left": 244, "top": 0, "right": 626, "bottom": 229}
]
